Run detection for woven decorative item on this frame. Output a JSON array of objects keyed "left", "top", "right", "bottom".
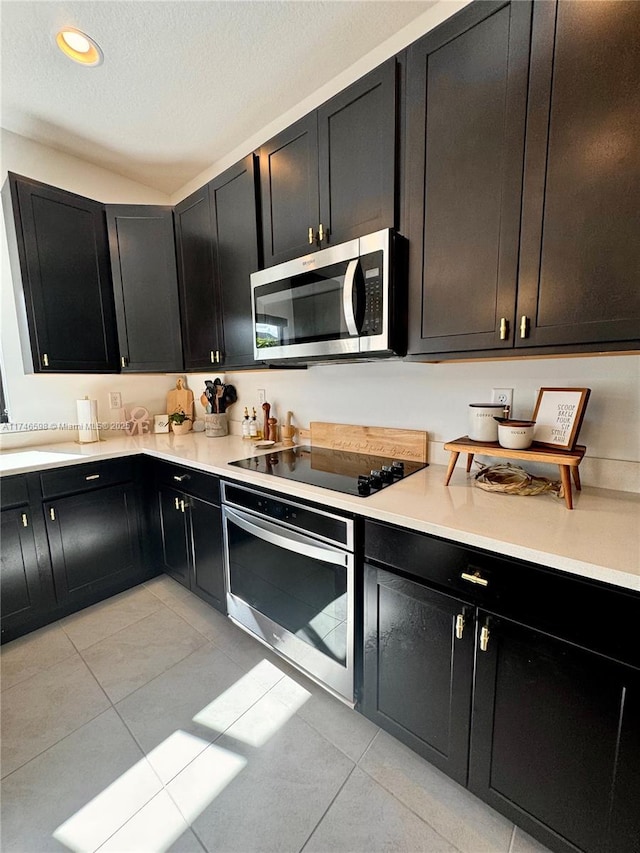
[{"left": 474, "top": 463, "right": 562, "bottom": 498}]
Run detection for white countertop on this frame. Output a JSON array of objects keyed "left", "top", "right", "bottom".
[{"left": 2, "top": 433, "right": 639, "bottom": 593}]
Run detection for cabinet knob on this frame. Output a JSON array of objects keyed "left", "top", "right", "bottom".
[
  {"left": 455, "top": 613, "right": 465, "bottom": 640},
  {"left": 499, "top": 317, "right": 508, "bottom": 340},
  {"left": 520, "top": 315, "right": 529, "bottom": 339}
]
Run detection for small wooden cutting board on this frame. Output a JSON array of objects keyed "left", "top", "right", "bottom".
[{"left": 308, "top": 422, "right": 428, "bottom": 462}]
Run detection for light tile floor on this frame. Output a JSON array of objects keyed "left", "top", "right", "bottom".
[{"left": 1, "top": 575, "right": 553, "bottom": 853}]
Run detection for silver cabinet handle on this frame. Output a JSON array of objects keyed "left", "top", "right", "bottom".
[
  {"left": 85, "top": 474, "right": 100, "bottom": 481},
  {"left": 342, "top": 258, "right": 360, "bottom": 337},
  {"left": 49, "top": 507, "right": 56, "bottom": 521},
  {"left": 21, "top": 513, "right": 28, "bottom": 528},
  {"left": 173, "top": 474, "right": 190, "bottom": 482},
  {"left": 224, "top": 507, "right": 348, "bottom": 567}
]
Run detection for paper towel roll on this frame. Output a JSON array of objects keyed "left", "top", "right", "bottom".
[{"left": 77, "top": 398, "right": 99, "bottom": 443}]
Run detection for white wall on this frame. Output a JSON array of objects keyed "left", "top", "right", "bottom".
[
  {"left": 189, "top": 353, "right": 640, "bottom": 492},
  {"left": 0, "top": 129, "right": 175, "bottom": 447}
]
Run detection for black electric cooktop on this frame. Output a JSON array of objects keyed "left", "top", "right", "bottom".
[{"left": 228, "top": 445, "right": 428, "bottom": 497}]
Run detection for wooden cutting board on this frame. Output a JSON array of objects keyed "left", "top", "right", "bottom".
[{"left": 306, "top": 422, "right": 428, "bottom": 463}]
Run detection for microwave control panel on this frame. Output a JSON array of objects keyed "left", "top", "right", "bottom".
[{"left": 360, "top": 250, "right": 384, "bottom": 335}]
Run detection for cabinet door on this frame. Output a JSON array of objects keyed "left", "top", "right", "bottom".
[
  {"left": 406, "top": 1, "right": 531, "bottom": 355},
  {"left": 188, "top": 495, "right": 225, "bottom": 612},
  {"left": 0, "top": 507, "right": 43, "bottom": 637},
  {"left": 107, "top": 205, "right": 183, "bottom": 371},
  {"left": 46, "top": 484, "right": 142, "bottom": 605},
  {"left": 517, "top": 0, "right": 640, "bottom": 349},
  {"left": 210, "top": 155, "right": 262, "bottom": 368},
  {"left": 4, "top": 174, "right": 118, "bottom": 372},
  {"left": 317, "top": 59, "right": 396, "bottom": 246},
  {"left": 174, "top": 186, "right": 222, "bottom": 370},
  {"left": 157, "top": 487, "right": 190, "bottom": 587},
  {"left": 608, "top": 677, "right": 640, "bottom": 853},
  {"left": 259, "top": 113, "right": 320, "bottom": 266},
  {"left": 361, "top": 563, "right": 474, "bottom": 784},
  {"left": 469, "top": 614, "right": 634, "bottom": 853}
]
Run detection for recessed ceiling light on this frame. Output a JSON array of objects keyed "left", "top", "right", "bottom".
[{"left": 56, "top": 28, "right": 103, "bottom": 66}]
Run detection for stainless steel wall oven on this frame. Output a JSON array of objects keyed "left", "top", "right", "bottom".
[{"left": 222, "top": 482, "right": 354, "bottom": 703}]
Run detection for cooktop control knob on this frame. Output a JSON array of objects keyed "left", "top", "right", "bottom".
[
  {"left": 380, "top": 466, "right": 394, "bottom": 483},
  {"left": 357, "top": 478, "right": 371, "bottom": 496},
  {"left": 391, "top": 461, "right": 405, "bottom": 476},
  {"left": 369, "top": 470, "right": 383, "bottom": 489}
]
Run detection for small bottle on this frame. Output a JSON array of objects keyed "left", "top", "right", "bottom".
[
  {"left": 242, "top": 407, "right": 250, "bottom": 439},
  {"left": 249, "top": 407, "right": 258, "bottom": 439}
]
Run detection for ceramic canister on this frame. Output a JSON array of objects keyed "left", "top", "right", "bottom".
[{"left": 469, "top": 403, "right": 505, "bottom": 442}]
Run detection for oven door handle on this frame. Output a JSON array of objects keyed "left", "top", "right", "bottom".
[
  {"left": 224, "top": 507, "right": 348, "bottom": 567},
  {"left": 342, "top": 259, "right": 360, "bottom": 337}
]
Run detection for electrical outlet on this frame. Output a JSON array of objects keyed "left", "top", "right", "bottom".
[
  {"left": 491, "top": 388, "right": 513, "bottom": 409},
  {"left": 109, "top": 391, "right": 122, "bottom": 409},
  {"left": 257, "top": 388, "right": 266, "bottom": 405}
]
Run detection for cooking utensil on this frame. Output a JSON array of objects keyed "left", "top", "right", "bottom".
[{"left": 262, "top": 402, "right": 271, "bottom": 440}]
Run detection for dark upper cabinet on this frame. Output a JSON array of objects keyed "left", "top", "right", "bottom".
[
  {"left": 259, "top": 113, "right": 320, "bottom": 266},
  {"left": 516, "top": 0, "right": 640, "bottom": 348},
  {"left": 260, "top": 59, "right": 397, "bottom": 266},
  {"left": 209, "top": 154, "right": 262, "bottom": 369},
  {"left": 317, "top": 61, "right": 397, "bottom": 246},
  {"left": 106, "top": 205, "right": 183, "bottom": 372},
  {"left": 174, "top": 185, "right": 223, "bottom": 370},
  {"left": 469, "top": 615, "right": 640, "bottom": 853},
  {"left": 2, "top": 173, "right": 119, "bottom": 373},
  {"left": 406, "top": 1, "right": 531, "bottom": 355},
  {"left": 362, "top": 563, "right": 474, "bottom": 785},
  {"left": 407, "top": 0, "right": 640, "bottom": 359},
  {"left": 174, "top": 155, "right": 261, "bottom": 370}
]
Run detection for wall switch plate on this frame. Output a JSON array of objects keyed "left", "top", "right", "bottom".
[
  {"left": 257, "top": 389, "right": 266, "bottom": 405},
  {"left": 109, "top": 391, "right": 122, "bottom": 409},
  {"left": 491, "top": 388, "right": 513, "bottom": 409}
]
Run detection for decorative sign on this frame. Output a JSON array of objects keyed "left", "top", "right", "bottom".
[{"left": 532, "top": 388, "right": 591, "bottom": 450}]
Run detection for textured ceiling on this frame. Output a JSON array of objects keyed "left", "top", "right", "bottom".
[{"left": 1, "top": 0, "right": 436, "bottom": 194}]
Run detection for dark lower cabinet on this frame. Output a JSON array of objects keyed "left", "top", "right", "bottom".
[
  {"left": 0, "top": 506, "right": 44, "bottom": 638},
  {"left": 361, "top": 519, "right": 640, "bottom": 853},
  {"left": 45, "top": 483, "right": 142, "bottom": 605},
  {"left": 362, "top": 564, "right": 474, "bottom": 784},
  {"left": 469, "top": 615, "right": 639, "bottom": 853},
  {"left": 155, "top": 465, "right": 225, "bottom": 613}
]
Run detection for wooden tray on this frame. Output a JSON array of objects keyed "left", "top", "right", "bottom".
[{"left": 299, "top": 422, "right": 428, "bottom": 463}]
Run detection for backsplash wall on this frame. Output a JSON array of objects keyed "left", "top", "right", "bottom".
[{"left": 196, "top": 354, "right": 640, "bottom": 493}]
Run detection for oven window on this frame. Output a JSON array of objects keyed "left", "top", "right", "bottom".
[
  {"left": 227, "top": 520, "right": 347, "bottom": 666},
  {"left": 254, "top": 261, "right": 357, "bottom": 348}
]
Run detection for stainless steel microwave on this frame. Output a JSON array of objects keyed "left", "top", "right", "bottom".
[{"left": 250, "top": 229, "right": 406, "bottom": 363}]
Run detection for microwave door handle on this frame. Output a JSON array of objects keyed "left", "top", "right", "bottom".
[
  {"left": 224, "top": 507, "right": 348, "bottom": 567},
  {"left": 342, "top": 259, "right": 360, "bottom": 337}
]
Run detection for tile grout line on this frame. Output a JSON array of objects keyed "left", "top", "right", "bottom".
[
  {"left": 356, "top": 759, "right": 466, "bottom": 853},
  {"left": 297, "top": 764, "right": 358, "bottom": 853}
]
